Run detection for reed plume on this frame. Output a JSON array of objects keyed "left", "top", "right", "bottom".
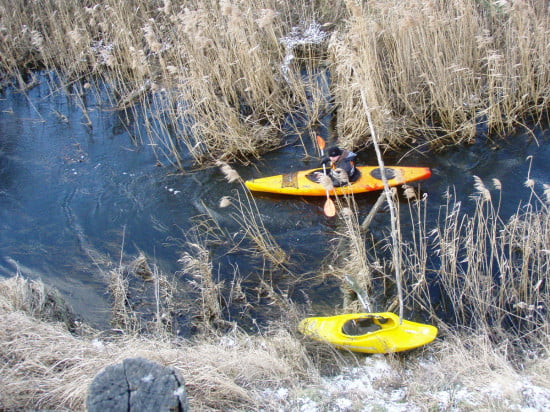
[
  {"left": 216, "top": 161, "right": 288, "bottom": 268},
  {"left": 216, "top": 160, "right": 241, "bottom": 184},
  {"left": 318, "top": 173, "right": 334, "bottom": 191},
  {"left": 472, "top": 175, "right": 492, "bottom": 202}
]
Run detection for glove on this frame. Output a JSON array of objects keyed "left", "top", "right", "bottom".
[{"left": 321, "top": 157, "right": 331, "bottom": 166}]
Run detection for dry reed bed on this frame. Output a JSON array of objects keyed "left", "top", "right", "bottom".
[
  {"left": 2, "top": 161, "right": 547, "bottom": 409},
  {"left": 367, "top": 176, "right": 550, "bottom": 351},
  {"left": 330, "top": 0, "right": 550, "bottom": 150},
  {"left": 0, "top": 0, "right": 347, "bottom": 165},
  {"left": 432, "top": 179, "right": 549, "bottom": 336},
  {"left": 0, "top": 0, "right": 549, "bottom": 408},
  {"left": 318, "top": 173, "right": 549, "bottom": 355},
  {"left": 0, "top": 167, "right": 548, "bottom": 409},
  {"left": 1, "top": 0, "right": 548, "bottom": 165}
]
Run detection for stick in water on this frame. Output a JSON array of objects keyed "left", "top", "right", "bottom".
[{"left": 345, "top": 275, "right": 372, "bottom": 312}]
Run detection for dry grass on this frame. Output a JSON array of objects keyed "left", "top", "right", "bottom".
[
  {"left": 316, "top": 169, "right": 548, "bottom": 352},
  {"left": 329, "top": 0, "right": 550, "bottom": 149},
  {"left": 0, "top": 276, "right": 322, "bottom": 411},
  {"left": 304, "top": 177, "right": 549, "bottom": 408},
  {"left": 216, "top": 161, "right": 288, "bottom": 269},
  {"left": 105, "top": 246, "right": 187, "bottom": 337},
  {"left": 1, "top": 176, "right": 549, "bottom": 409},
  {"left": 1, "top": 1, "right": 547, "bottom": 165},
  {"left": 325, "top": 197, "right": 375, "bottom": 311},
  {"left": 390, "top": 175, "right": 550, "bottom": 354},
  {"left": 406, "top": 331, "right": 550, "bottom": 410},
  {"left": 1, "top": 274, "right": 547, "bottom": 411},
  {"left": 0, "top": 274, "right": 76, "bottom": 330},
  {"left": 1, "top": 0, "right": 549, "bottom": 408},
  {"left": 0, "top": 0, "right": 346, "bottom": 165},
  {"left": 179, "top": 240, "right": 225, "bottom": 330}
]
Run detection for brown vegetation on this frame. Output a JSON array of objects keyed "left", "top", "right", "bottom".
[
  {"left": 331, "top": 0, "right": 550, "bottom": 150},
  {"left": 0, "top": 1, "right": 548, "bottom": 165},
  {"left": 1, "top": 180, "right": 549, "bottom": 410},
  {"left": 0, "top": 276, "right": 321, "bottom": 410},
  {"left": 0, "top": 1, "right": 549, "bottom": 410},
  {"left": 0, "top": 166, "right": 548, "bottom": 410}
]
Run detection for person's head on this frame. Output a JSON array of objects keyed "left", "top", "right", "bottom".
[{"left": 328, "top": 147, "right": 342, "bottom": 159}]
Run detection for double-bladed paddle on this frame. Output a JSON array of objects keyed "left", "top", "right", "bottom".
[{"left": 316, "top": 135, "right": 336, "bottom": 217}]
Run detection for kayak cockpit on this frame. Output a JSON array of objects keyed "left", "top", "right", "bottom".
[
  {"left": 305, "top": 168, "right": 362, "bottom": 187},
  {"left": 342, "top": 315, "right": 394, "bottom": 336}
]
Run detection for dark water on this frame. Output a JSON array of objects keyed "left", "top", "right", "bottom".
[{"left": 1, "top": 78, "right": 549, "bottom": 330}]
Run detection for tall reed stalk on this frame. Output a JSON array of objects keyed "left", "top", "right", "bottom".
[
  {"left": 397, "top": 176, "right": 550, "bottom": 349},
  {"left": 216, "top": 161, "right": 288, "bottom": 269}
]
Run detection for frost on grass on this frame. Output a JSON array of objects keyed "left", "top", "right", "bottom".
[
  {"left": 91, "top": 40, "right": 115, "bottom": 67},
  {"left": 261, "top": 355, "right": 418, "bottom": 411},
  {"left": 279, "top": 21, "right": 329, "bottom": 50},
  {"left": 258, "top": 353, "right": 550, "bottom": 411}
]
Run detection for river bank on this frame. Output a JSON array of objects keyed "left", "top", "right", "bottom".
[
  {"left": 1, "top": 275, "right": 549, "bottom": 411},
  {"left": 1, "top": 1, "right": 548, "bottom": 165}
]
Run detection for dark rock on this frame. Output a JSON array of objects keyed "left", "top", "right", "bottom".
[{"left": 87, "top": 357, "right": 188, "bottom": 412}]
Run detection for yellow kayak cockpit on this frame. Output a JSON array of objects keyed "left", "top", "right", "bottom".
[{"left": 342, "top": 315, "right": 392, "bottom": 335}]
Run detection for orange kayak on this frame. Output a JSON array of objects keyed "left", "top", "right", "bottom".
[{"left": 245, "top": 166, "right": 431, "bottom": 196}]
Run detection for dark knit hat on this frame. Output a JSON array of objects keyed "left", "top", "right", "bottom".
[{"left": 328, "top": 147, "right": 342, "bottom": 157}]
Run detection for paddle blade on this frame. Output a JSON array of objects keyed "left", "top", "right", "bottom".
[
  {"left": 324, "top": 198, "right": 336, "bottom": 217},
  {"left": 316, "top": 135, "right": 326, "bottom": 151}
]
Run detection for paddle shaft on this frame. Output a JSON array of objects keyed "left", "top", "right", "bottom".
[{"left": 316, "top": 136, "right": 336, "bottom": 217}]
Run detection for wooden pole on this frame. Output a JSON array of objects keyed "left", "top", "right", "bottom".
[
  {"left": 360, "top": 191, "right": 386, "bottom": 232},
  {"left": 355, "top": 71, "right": 404, "bottom": 323}
]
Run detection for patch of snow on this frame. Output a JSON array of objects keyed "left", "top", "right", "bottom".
[
  {"left": 218, "top": 335, "right": 238, "bottom": 348},
  {"left": 334, "top": 397, "right": 352, "bottom": 410},
  {"left": 390, "top": 388, "right": 406, "bottom": 402},
  {"left": 275, "top": 388, "right": 288, "bottom": 400},
  {"left": 296, "top": 397, "right": 318, "bottom": 412},
  {"left": 433, "top": 389, "right": 451, "bottom": 408},
  {"left": 257, "top": 353, "right": 550, "bottom": 411},
  {"left": 520, "top": 381, "right": 550, "bottom": 411},
  {"left": 141, "top": 373, "right": 154, "bottom": 383},
  {"left": 91, "top": 338, "right": 104, "bottom": 350},
  {"left": 279, "top": 21, "right": 328, "bottom": 81},
  {"left": 279, "top": 21, "right": 329, "bottom": 50}
]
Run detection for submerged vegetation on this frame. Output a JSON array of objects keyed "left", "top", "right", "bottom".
[{"left": 0, "top": 0, "right": 549, "bottom": 410}]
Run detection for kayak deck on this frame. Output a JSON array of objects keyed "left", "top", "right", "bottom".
[{"left": 245, "top": 166, "right": 431, "bottom": 196}]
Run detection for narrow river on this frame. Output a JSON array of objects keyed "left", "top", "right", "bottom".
[{"left": 1, "top": 77, "right": 548, "bottom": 330}]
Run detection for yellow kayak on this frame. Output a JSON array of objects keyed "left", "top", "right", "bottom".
[
  {"left": 299, "top": 312, "right": 437, "bottom": 353},
  {"left": 245, "top": 166, "right": 431, "bottom": 196}
]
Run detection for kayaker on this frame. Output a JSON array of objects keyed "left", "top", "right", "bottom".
[{"left": 318, "top": 146, "right": 359, "bottom": 186}]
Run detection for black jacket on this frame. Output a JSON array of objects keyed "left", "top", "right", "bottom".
[{"left": 322, "top": 150, "right": 358, "bottom": 185}]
